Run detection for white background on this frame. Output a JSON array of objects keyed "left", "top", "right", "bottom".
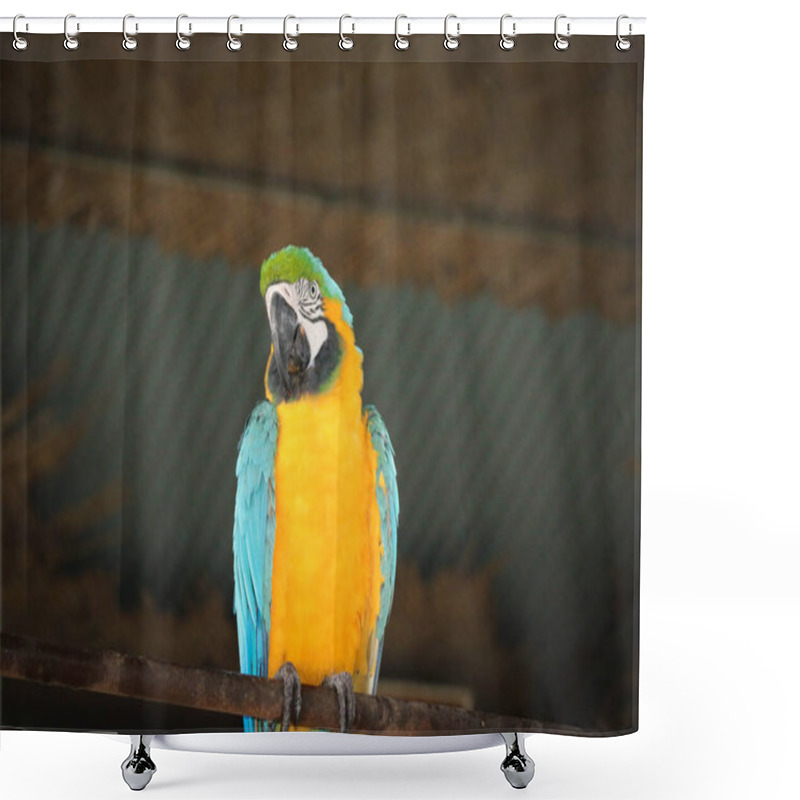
[{"left": 2, "top": 1, "right": 799, "bottom": 798}]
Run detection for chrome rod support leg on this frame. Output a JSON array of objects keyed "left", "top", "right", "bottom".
[
  {"left": 121, "top": 735, "right": 157, "bottom": 791},
  {"left": 500, "top": 732, "right": 535, "bottom": 789}
]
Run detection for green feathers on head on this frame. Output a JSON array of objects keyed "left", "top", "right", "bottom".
[{"left": 260, "top": 245, "right": 353, "bottom": 327}]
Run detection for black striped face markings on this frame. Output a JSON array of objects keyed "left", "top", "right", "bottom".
[{"left": 296, "top": 278, "right": 324, "bottom": 322}]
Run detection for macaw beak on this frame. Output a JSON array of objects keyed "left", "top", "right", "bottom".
[{"left": 268, "top": 291, "right": 311, "bottom": 394}]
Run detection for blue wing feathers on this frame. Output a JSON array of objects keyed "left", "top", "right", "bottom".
[
  {"left": 232, "top": 400, "right": 278, "bottom": 731},
  {"left": 365, "top": 405, "right": 399, "bottom": 690}
]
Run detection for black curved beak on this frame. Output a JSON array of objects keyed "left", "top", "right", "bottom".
[{"left": 268, "top": 293, "right": 310, "bottom": 394}]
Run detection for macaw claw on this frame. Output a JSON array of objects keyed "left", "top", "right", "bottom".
[
  {"left": 275, "top": 661, "right": 302, "bottom": 731},
  {"left": 322, "top": 671, "right": 356, "bottom": 733}
]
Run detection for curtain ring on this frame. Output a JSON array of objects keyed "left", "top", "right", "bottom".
[
  {"left": 283, "top": 15, "right": 299, "bottom": 51},
  {"left": 122, "top": 14, "right": 138, "bottom": 51},
  {"left": 554, "top": 14, "right": 570, "bottom": 51},
  {"left": 616, "top": 15, "right": 632, "bottom": 51},
  {"left": 394, "top": 15, "right": 410, "bottom": 50},
  {"left": 339, "top": 14, "right": 355, "bottom": 50},
  {"left": 176, "top": 14, "right": 191, "bottom": 50},
  {"left": 64, "top": 13, "right": 79, "bottom": 51},
  {"left": 227, "top": 15, "right": 242, "bottom": 51},
  {"left": 12, "top": 15, "right": 29, "bottom": 51},
  {"left": 443, "top": 14, "right": 460, "bottom": 51},
  {"left": 499, "top": 14, "right": 516, "bottom": 50}
]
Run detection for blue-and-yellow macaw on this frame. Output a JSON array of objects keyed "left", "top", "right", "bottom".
[{"left": 232, "top": 246, "right": 398, "bottom": 733}]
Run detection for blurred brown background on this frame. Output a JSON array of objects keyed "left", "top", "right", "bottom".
[{"left": 1, "top": 36, "right": 642, "bottom": 734}]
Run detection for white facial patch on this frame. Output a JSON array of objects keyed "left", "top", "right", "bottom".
[
  {"left": 300, "top": 317, "right": 328, "bottom": 367},
  {"left": 264, "top": 283, "right": 291, "bottom": 321}
]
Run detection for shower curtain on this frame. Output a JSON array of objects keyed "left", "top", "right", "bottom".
[{"left": 0, "top": 29, "right": 643, "bottom": 738}]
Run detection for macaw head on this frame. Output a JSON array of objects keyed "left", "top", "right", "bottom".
[{"left": 260, "top": 245, "right": 355, "bottom": 403}]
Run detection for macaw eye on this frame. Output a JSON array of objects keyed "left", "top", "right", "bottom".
[{"left": 309, "top": 281, "right": 319, "bottom": 299}]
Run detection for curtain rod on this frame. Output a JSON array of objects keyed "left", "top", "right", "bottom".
[{"left": 1, "top": 16, "right": 646, "bottom": 37}]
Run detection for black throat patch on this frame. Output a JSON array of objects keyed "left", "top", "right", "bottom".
[{"left": 268, "top": 319, "right": 342, "bottom": 403}]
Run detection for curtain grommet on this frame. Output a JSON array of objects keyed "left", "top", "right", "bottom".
[
  {"left": 227, "top": 15, "right": 243, "bottom": 51},
  {"left": 394, "top": 15, "right": 410, "bottom": 50},
  {"left": 122, "top": 14, "right": 138, "bottom": 51},
  {"left": 443, "top": 14, "right": 460, "bottom": 51},
  {"left": 63, "top": 13, "right": 80, "bottom": 51},
  {"left": 283, "top": 15, "right": 299, "bottom": 51},
  {"left": 554, "top": 14, "right": 570, "bottom": 51},
  {"left": 176, "top": 14, "right": 191, "bottom": 51},
  {"left": 616, "top": 15, "right": 632, "bottom": 51},
  {"left": 12, "top": 14, "right": 29, "bottom": 51},
  {"left": 339, "top": 14, "right": 355, "bottom": 50},
  {"left": 499, "top": 14, "right": 516, "bottom": 51}
]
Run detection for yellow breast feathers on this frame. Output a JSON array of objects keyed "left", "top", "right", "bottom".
[{"left": 265, "top": 299, "right": 383, "bottom": 692}]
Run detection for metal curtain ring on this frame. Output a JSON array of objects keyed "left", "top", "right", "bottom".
[
  {"left": 616, "top": 15, "right": 632, "bottom": 51},
  {"left": 64, "top": 13, "right": 79, "bottom": 51},
  {"left": 12, "top": 14, "right": 28, "bottom": 51},
  {"left": 499, "top": 14, "right": 516, "bottom": 50},
  {"left": 283, "top": 15, "right": 298, "bottom": 51},
  {"left": 176, "top": 14, "right": 191, "bottom": 50},
  {"left": 122, "top": 14, "right": 138, "bottom": 51},
  {"left": 554, "top": 14, "right": 570, "bottom": 51},
  {"left": 443, "top": 14, "right": 460, "bottom": 51},
  {"left": 339, "top": 14, "right": 354, "bottom": 50},
  {"left": 227, "top": 15, "right": 242, "bottom": 51},
  {"left": 394, "top": 15, "right": 410, "bottom": 50}
]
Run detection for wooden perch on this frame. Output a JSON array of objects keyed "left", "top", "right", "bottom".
[{"left": 0, "top": 632, "right": 553, "bottom": 735}]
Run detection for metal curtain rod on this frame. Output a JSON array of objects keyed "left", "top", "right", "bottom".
[{"left": 0, "top": 16, "right": 646, "bottom": 37}]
